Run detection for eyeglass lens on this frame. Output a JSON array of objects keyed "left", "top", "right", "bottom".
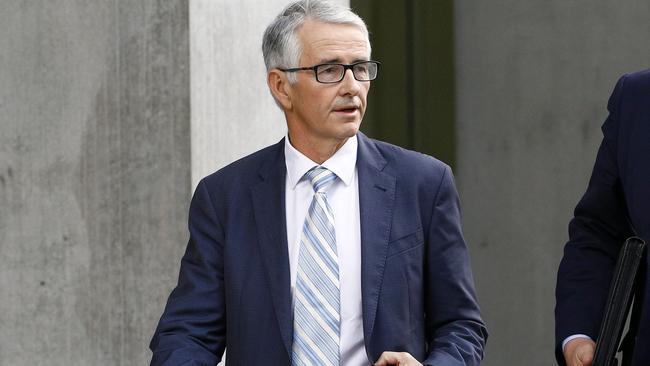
[{"left": 316, "top": 62, "right": 377, "bottom": 83}]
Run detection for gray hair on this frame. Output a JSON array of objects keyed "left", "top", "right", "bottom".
[{"left": 262, "top": 0, "right": 370, "bottom": 83}]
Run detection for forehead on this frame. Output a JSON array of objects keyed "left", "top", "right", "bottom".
[{"left": 297, "top": 20, "right": 369, "bottom": 63}]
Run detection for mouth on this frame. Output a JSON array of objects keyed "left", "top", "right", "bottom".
[{"left": 333, "top": 106, "right": 360, "bottom": 115}]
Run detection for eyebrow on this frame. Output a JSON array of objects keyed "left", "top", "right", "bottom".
[{"left": 318, "top": 57, "right": 370, "bottom": 64}]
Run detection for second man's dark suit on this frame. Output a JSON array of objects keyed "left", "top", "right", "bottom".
[{"left": 556, "top": 69, "right": 650, "bottom": 365}]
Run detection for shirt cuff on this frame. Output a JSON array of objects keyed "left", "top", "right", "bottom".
[{"left": 562, "top": 334, "right": 592, "bottom": 351}]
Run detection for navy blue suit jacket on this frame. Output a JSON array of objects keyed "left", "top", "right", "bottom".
[
  {"left": 150, "top": 133, "right": 487, "bottom": 365},
  {"left": 556, "top": 70, "right": 650, "bottom": 366}
]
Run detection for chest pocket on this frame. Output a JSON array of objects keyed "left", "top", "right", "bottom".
[{"left": 387, "top": 227, "right": 423, "bottom": 258}]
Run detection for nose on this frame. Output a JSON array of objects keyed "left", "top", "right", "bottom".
[{"left": 338, "top": 68, "right": 361, "bottom": 96}]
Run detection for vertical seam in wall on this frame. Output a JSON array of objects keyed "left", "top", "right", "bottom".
[
  {"left": 114, "top": 0, "right": 125, "bottom": 363},
  {"left": 448, "top": 0, "right": 456, "bottom": 169},
  {"left": 405, "top": 0, "right": 415, "bottom": 150}
]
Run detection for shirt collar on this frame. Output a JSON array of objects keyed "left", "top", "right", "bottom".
[{"left": 284, "top": 134, "right": 358, "bottom": 189}]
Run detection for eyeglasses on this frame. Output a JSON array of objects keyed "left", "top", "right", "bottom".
[{"left": 279, "top": 60, "right": 380, "bottom": 84}]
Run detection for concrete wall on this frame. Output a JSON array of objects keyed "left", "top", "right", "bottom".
[
  {"left": 1, "top": 0, "right": 354, "bottom": 364},
  {"left": 0, "top": 1, "right": 189, "bottom": 365},
  {"left": 454, "top": 1, "right": 650, "bottom": 365}
]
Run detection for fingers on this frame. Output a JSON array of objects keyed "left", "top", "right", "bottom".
[
  {"left": 563, "top": 338, "right": 596, "bottom": 366},
  {"left": 374, "top": 351, "right": 422, "bottom": 366},
  {"left": 575, "top": 343, "right": 595, "bottom": 366}
]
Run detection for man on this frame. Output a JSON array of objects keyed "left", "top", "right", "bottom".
[
  {"left": 150, "top": 1, "right": 486, "bottom": 365},
  {"left": 556, "top": 69, "right": 650, "bottom": 366}
]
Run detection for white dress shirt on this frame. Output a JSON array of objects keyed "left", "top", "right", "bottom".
[
  {"left": 562, "top": 334, "right": 592, "bottom": 351},
  {"left": 284, "top": 135, "right": 367, "bottom": 365}
]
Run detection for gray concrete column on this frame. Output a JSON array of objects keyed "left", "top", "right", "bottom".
[
  {"left": 0, "top": 1, "right": 189, "bottom": 365},
  {"left": 190, "top": 0, "right": 288, "bottom": 188},
  {"left": 454, "top": 1, "right": 650, "bottom": 365},
  {"left": 190, "top": 0, "right": 349, "bottom": 187},
  {"left": 188, "top": 3, "right": 348, "bottom": 364}
]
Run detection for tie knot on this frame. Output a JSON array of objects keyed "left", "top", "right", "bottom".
[{"left": 304, "top": 166, "right": 337, "bottom": 193}]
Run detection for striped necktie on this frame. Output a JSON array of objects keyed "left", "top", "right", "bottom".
[{"left": 292, "top": 166, "right": 340, "bottom": 366}]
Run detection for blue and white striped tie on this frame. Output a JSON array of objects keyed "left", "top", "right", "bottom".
[{"left": 292, "top": 166, "right": 340, "bottom": 366}]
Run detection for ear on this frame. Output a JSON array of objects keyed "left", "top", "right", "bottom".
[{"left": 267, "top": 69, "right": 293, "bottom": 110}]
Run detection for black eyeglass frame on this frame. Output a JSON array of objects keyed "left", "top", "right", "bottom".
[{"left": 278, "top": 60, "right": 381, "bottom": 84}]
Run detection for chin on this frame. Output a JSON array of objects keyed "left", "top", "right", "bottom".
[{"left": 338, "top": 124, "right": 360, "bottom": 139}]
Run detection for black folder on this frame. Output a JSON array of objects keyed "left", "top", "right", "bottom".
[{"left": 593, "top": 236, "right": 646, "bottom": 366}]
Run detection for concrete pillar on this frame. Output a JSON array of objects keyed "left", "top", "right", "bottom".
[
  {"left": 454, "top": 1, "right": 650, "bottom": 364},
  {"left": 190, "top": 1, "right": 285, "bottom": 188},
  {"left": 190, "top": 0, "right": 349, "bottom": 187},
  {"left": 189, "top": 3, "right": 349, "bottom": 364},
  {"left": 0, "top": 1, "right": 189, "bottom": 365}
]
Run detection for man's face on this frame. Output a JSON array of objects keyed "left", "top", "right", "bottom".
[{"left": 286, "top": 20, "right": 370, "bottom": 146}]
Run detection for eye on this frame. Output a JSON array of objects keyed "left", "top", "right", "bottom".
[{"left": 319, "top": 65, "right": 339, "bottom": 75}]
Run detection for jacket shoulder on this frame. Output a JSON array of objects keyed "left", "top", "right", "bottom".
[
  {"left": 621, "top": 68, "right": 650, "bottom": 86},
  {"left": 369, "top": 137, "right": 450, "bottom": 179},
  {"left": 613, "top": 69, "right": 650, "bottom": 104},
  {"left": 200, "top": 140, "right": 283, "bottom": 189}
]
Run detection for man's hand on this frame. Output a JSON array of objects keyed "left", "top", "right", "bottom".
[
  {"left": 374, "top": 351, "right": 423, "bottom": 366},
  {"left": 563, "top": 338, "right": 596, "bottom": 366}
]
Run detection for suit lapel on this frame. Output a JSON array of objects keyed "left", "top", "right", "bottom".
[
  {"left": 356, "top": 133, "right": 396, "bottom": 349},
  {"left": 250, "top": 139, "right": 293, "bottom": 357}
]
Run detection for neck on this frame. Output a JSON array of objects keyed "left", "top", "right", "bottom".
[{"left": 287, "top": 132, "right": 348, "bottom": 164}]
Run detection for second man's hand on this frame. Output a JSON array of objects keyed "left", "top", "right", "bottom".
[
  {"left": 563, "top": 338, "right": 596, "bottom": 366},
  {"left": 374, "top": 351, "right": 423, "bottom": 366}
]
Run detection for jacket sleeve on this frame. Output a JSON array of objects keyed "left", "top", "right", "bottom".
[
  {"left": 149, "top": 179, "right": 226, "bottom": 366},
  {"left": 423, "top": 165, "right": 488, "bottom": 366},
  {"left": 554, "top": 74, "right": 635, "bottom": 365}
]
